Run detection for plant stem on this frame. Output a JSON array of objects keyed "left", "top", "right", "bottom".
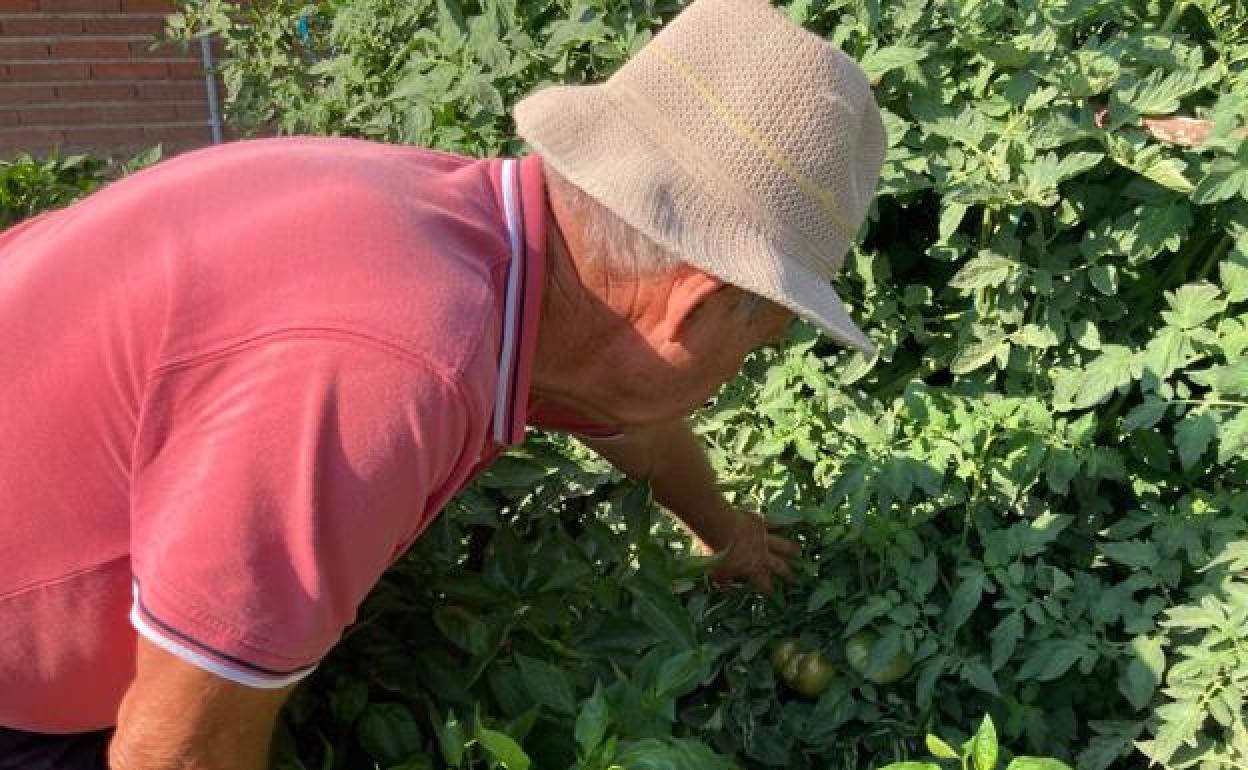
[
  {"left": 465, "top": 620, "right": 517, "bottom": 687},
  {"left": 1161, "top": 1, "right": 1187, "bottom": 33},
  {"left": 876, "top": 362, "right": 925, "bottom": 400},
  {"left": 980, "top": 206, "right": 994, "bottom": 247},
  {"left": 1196, "top": 234, "right": 1234, "bottom": 282},
  {"left": 1096, "top": 389, "right": 1132, "bottom": 441},
  {"left": 1121, "top": 226, "right": 1218, "bottom": 338},
  {"left": 1167, "top": 398, "right": 1248, "bottom": 409}
]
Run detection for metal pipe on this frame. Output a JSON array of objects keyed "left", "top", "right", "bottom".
[{"left": 198, "top": 33, "right": 224, "bottom": 144}]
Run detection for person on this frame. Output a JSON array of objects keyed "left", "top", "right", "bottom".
[{"left": 0, "top": 0, "right": 886, "bottom": 765}]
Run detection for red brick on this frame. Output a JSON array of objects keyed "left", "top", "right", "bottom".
[
  {"left": 90, "top": 61, "right": 168, "bottom": 79},
  {"left": 55, "top": 138, "right": 132, "bottom": 156},
  {"left": 2, "top": 61, "right": 90, "bottom": 81},
  {"left": 107, "top": 103, "right": 177, "bottom": 122},
  {"left": 0, "top": 83, "right": 57, "bottom": 103},
  {"left": 61, "top": 140, "right": 156, "bottom": 158},
  {"left": 0, "top": 111, "right": 18, "bottom": 127},
  {"left": 48, "top": 38, "right": 134, "bottom": 58},
  {"left": 0, "top": 0, "right": 38, "bottom": 10},
  {"left": 143, "top": 122, "right": 210, "bottom": 144},
  {"left": 116, "top": 103, "right": 178, "bottom": 122},
  {"left": 135, "top": 80, "right": 204, "bottom": 100},
  {"left": 157, "top": 140, "right": 205, "bottom": 156},
  {"left": 173, "top": 102, "right": 207, "bottom": 121},
  {"left": 21, "top": 102, "right": 180, "bottom": 126},
  {"left": 130, "top": 39, "right": 196, "bottom": 59},
  {"left": 80, "top": 15, "right": 165, "bottom": 34},
  {"left": 0, "top": 40, "right": 49, "bottom": 60},
  {"left": 1, "top": 148, "right": 63, "bottom": 161},
  {"left": 18, "top": 104, "right": 105, "bottom": 126},
  {"left": 0, "top": 127, "right": 66, "bottom": 156},
  {"left": 54, "top": 82, "right": 136, "bottom": 101},
  {"left": 121, "top": 0, "right": 173, "bottom": 10},
  {"left": 167, "top": 61, "right": 202, "bottom": 80},
  {"left": 38, "top": 0, "right": 120, "bottom": 10},
  {"left": 0, "top": 16, "right": 84, "bottom": 33},
  {"left": 63, "top": 124, "right": 139, "bottom": 145}
]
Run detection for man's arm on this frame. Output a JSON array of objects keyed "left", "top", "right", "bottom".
[
  {"left": 583, "top": 419, "right": 799, "bottom": 592},
  {"left": 108, "top": 637, "right": 295, "bottom": 770},
  {"left": 585, "top": 419, "right": 740, "bottom": 550}
]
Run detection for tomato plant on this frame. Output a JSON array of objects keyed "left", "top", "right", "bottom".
[
  {"left": 34, "top": 0, "right": 1248, "bottom": 766},
  {"left": 0, "top": 147, "right": 161, "bottom": 229}
]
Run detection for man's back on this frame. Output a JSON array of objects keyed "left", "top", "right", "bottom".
[{"left": 0, "top": 137, "right": 516, "bottom": 731}]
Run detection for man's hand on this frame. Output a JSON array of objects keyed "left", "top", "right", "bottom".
[
  {"left": 109, "top": 636, "right": 296, "bottom": 770},
  {"left": 706, "top": 510, "right": 801, "bottom": 593},
  {"left": 584, "top": 419, "right": 802, "bottom": 594}
]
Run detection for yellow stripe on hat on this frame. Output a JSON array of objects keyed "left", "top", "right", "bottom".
[{"left": 646, "top": 40, "right": 857, "bottom": 245}]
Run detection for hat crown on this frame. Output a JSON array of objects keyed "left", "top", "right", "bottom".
[
  {"left": 513, "top": 0, "right": 885, "bottom": 352},
  {"left": 603, "top": 0, "right": 886, "bottom": 277}
]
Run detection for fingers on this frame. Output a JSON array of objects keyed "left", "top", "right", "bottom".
[
  {"left": 767, "top": 534, "right": 802, "bottom": 558},
  {"left": 768, "top": 555, "right": 794, "bottom": 582},
  {"left": 703, "top": 511, "right": 803, "bottom": 595},
  {"left": 718, "top": 557, "right": 795, "bottom": 595}
]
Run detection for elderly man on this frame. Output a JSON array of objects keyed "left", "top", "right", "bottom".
[{"left": 0, "top": 0, "right": 885, "bottom": 766}]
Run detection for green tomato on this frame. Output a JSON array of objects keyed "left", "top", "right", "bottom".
[
  {"left": 871, "top": 651, "right": 913, "bottom": 684},
  {"left": 782, "top": 651, "right": 803, "bottom": 685},
  {"left": 845, "top": 631, "right": 875, "bottom": 674},
  {"left": 770, "top": 638, "right": 800, "bottom": 673},
  {"left": 792, "top": 652, "right": 838, "bottom": 698},
  {"left": 844, "top": 630, "right": 913, "bottom": 684}
]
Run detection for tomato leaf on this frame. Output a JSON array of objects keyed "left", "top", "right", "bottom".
[
  {"left": 575, "top": 683, "right": 610, "bottom": 756},
  {"left": 973, "top": 714, "right": 999, "bottom": 770},
  {"left": 476, "top": 727, "right": 531, "bottom": 770},
  {"left": 926, "top": 734, "right": 960, "bottom": 760}
]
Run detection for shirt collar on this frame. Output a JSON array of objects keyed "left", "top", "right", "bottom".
[{"left": 491, "top": 154, "right": 548, "bottom": 446}]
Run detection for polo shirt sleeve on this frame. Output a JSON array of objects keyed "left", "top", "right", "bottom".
[{"left": 129, "top": 336, "right": 471, "bottom": 688}]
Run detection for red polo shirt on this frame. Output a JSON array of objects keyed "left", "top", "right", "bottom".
[{"left": 0, "top": 137, "right": 608, "bottom": 733}]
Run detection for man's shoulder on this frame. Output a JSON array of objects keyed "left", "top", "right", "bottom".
[
  {"left": 146, "top": 136, "right": 498, "bottom": 227},
  {"left": 147, "top": 138, "right": 512, "bottom": 390},
  {"left": 167, "top": 135, "right": 479, "bottom": 172}
]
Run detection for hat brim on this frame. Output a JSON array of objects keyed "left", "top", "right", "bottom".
[{"left": 514, "top": 83, "right": 876, "bottom": 355}]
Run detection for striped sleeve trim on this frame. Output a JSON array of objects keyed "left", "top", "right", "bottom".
[
  {"left": 492, "top": 157, "right": 525, "bottom": 445},
  {"left": 129, "top": 580, "right": 317, "bottom": 689},
  {"left": 577, "top": 430, "right": 625, "bottom": 440}
]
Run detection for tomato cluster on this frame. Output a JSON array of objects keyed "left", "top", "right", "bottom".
[
  {"left": 769, "top": 630, "right": 913, "bottom": 698},
  {"left": 770, "top": 638, "right": 836, "bottom": 698}
]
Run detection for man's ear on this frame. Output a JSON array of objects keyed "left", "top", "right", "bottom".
[{"left": 656, "top": 268, "right": 726, "bottom": 342}]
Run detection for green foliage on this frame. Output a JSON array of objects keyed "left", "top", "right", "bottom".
[
  {"left": 880, "top": 714, "right": 1074, "bottom": 770},
  {"left": 0, "top": 146, "right": 164, "bottom": 229},
  {"left": 160, "top": 0, "right": 665, "bottom": 155},
  {"left": 131, "top": 0, "right": 1248, "bottom": 766}
]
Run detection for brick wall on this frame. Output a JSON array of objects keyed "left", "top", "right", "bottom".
[{"left": 0, "top": 0, "right": 231, "bottom": 160}]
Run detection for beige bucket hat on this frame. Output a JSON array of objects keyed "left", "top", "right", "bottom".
[{"left": 514, "top": 0, "right": 887, "bottom": 353}]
